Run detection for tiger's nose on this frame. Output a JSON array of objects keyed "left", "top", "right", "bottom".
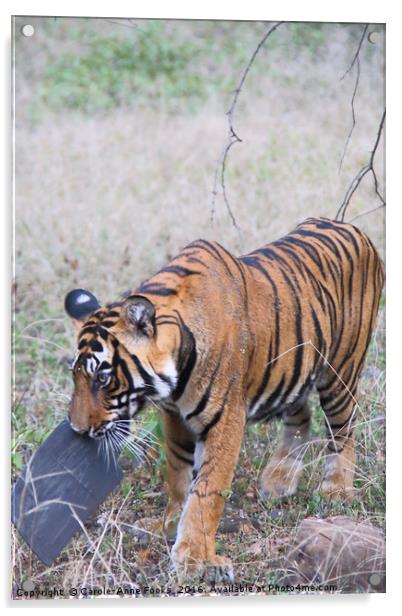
[{"left": 69, "top": 420, "right": 88, "bottom": 435}]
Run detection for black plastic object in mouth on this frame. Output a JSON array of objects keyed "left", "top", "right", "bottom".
[{"left": 11, "top": 420, "right": 123, "bottom": 566}]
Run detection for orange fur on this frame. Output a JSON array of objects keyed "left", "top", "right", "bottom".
[{"left": 66, "top": 217, "right": 384, "bottom": 581}]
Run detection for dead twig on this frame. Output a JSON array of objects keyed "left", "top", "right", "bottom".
[
  {"left": 339, "top": 24, "right": 369, "bottom": 171},
  {"left": 106, "top": 18, "right": 142, "bottom": 31},
  {"left": 340, "top": 24, "right": 369, "bottom": 81},
  {"left": 211, "top": 21, "right": 284, "bottom": 231},
  {"left": 347, "top": 203, "right": 385, "bottom": 224},
  {"left": 335, "top": 109, "right": 385, "bottom": 222}
]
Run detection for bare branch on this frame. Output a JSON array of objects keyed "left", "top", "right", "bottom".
[
  {"left": 339, "top": 55, "right": 361, "bottom": 172},
  {"left": 106, "top": 18, "right": 141, "bottom": 30},
  {"left": 336, "top": 109, "right": 385, "bottom": 222},
  {"left": 211, "top": 21, "right": 284, "bottom": 230},
  {"left": 339, "top": 24, "right": 369, "bottom": 171},
  {"left": 340, "top": 24, "right": 369, "bottom": 81},
  {"left": 347, "top": 203, "right": 385, "bottom": 224}
]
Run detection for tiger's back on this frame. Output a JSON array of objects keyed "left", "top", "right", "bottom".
[{"left": 136, "top": 216, "right": 383, "bottom": 431}]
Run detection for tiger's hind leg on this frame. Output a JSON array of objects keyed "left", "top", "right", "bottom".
[
  {"left": 260, "top": 402, "right": 311, "bottom": 500},
  {"left": 317, "top": 373, "right": 357, "bottom": 501}
]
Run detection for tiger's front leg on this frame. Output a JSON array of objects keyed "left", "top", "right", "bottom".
[
  {"left": 162, "top": 411, "right": 195, "bottom": 541},
  {"left": 171, "top": 395, "right": 245, "bottom": 582}
]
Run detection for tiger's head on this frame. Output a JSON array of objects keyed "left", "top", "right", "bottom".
[{"left": 64, "top": 288, "right": 178, "bottom": 439}]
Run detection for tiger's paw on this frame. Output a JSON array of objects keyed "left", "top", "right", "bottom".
[
  {"left": 259, "top": 459, "right": 303, "bottom": 501},
  {"left": 319, "top": 476, "right": 354, "bottom": 502},
  {"left": 171, "top": 541, "right": 234, "bottom": 583},
  {"left": 204, "top": 555, "right": 234, "bottom": 584},
  {"left": 319, "top": 450, "right": 355, "bottom": 502}
]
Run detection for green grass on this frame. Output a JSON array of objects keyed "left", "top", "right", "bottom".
[
  {"left": 39, "top": 22, "right": 204, "bottom": 113},
  {"left": 16, "top": 18, "right": 380, "bottom": 118}
]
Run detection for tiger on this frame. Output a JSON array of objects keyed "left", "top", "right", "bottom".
[{"left": 64, "top": 216, "right": 384, "bottom": 582}]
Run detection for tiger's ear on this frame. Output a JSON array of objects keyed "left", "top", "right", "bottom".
[
  {"left": 122, "top": 295, "right": 156, "bottom": 338},
  {"left": 64, "top": 288, "right": 101, "bottom": 323}
]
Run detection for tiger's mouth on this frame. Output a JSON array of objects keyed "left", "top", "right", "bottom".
[
  {"left": 89, "top": 421, "right": 116, "bottom": 439},
  {"left": 92, "top": 419, "right": 150, "bottom": 466}
]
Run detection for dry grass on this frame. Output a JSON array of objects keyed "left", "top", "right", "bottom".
[{"left": 12, "top": 17, "right": 385, "bottom": 598}]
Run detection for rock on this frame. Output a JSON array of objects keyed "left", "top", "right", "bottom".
[
  {"left": 219, "top": 513, "right": 250, "bottom": 534},
  {"left": 270, "top": 508, "right": 288, "bottom": 522},
  {"left": 284, "top": 516, "right": 385, "bottom": 592}
]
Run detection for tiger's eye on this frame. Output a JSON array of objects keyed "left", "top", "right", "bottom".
[{"left": 97, "top": 373, "right": 108, "bottom": 384}]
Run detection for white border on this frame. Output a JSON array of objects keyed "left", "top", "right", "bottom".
[{"left": 1, "top": 1, "right": 400, "bottom": 613}]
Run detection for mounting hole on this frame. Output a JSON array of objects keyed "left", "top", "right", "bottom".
[
  {"left": 21, "top": 24, "right": 35, "bottom": 37},
  {"left": 22, "top": 578, "right": 35, "bottom": 591},
  {"left": 369, "top": 573, "right": 381, "bottom": 587}
]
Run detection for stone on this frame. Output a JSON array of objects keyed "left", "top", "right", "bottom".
[{"left": 284, "top": 516, "right": 385, "bottom": 593}]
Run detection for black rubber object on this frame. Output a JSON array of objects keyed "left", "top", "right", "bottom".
[
  {"left": 11, "top": 420, "right": 123, "bottom": 566},
  {"left": 64, "top": 288, "right": 100, "bottom": 321}
]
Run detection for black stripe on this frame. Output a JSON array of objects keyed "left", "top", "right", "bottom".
[
  {"left": 159, "top": 265, "right": 201, "bottom": 278},
  {"left": 190, "top": 240, "right": 234, "bottom": 278},
  {"left": 172, "top": 439, "right": 195, "bottom": 455},
  {"left": 198, "top": 381, "right": 232, "bottom": 441},
  {"left": 116, "top": 353, "right": 134, "bottom": 390},
  {"left": 277, "top": 269, "right": 305, "bottom": 402},
  {"left": 130, "top": 353, "right": 155, "bottom": 393},
  {"left": 241, "top": 255, "right": 280, "bottom": 359},
  {"left": 104, "top": 310, "right": 121, "bottom": 318},
  {"left": 324, "top": 394, "right": 355, "bottom": 419},
  {"left": 137, "top": 283, "right": 177, "bottom": 297},
  {"left": 313, "top": 220, "right": 361, "bottom": 259},
  {"left": 169, "top": 446, "right": 193, "bottom": 465},
  {"left": 199, "top": 409, "right": 223, "bottom": 441},
  {"left": 296, "top": 229, "right": 343, "bottom": 262},
  {"left": 215, "top": 241, "right": 249, "bottom": 302},
  {"left": 185, "top": 359, "right": 222, "bottom": 420},
  {"left": 155, "top": 320, "right": 181, "bottom": 329},
  {"left": 90, "top": 339, "right": 103, "bottom": 352},
  {"left": 272, "top": 241, "right": 327, "bottom": 310},
  {"left": 98, "top": 360, "right": 112, "bottom": 371},
  {"left": 148, "top": 358, "right": 174, "bottom": 389},
  {"left": 256, "top": 246, "right": 303, "bottom": 292},
  {"left": 186, "top": 256, "right": 208, "bottom": 267},
  {"left": 250, "top": 338, "right": 273, "bottom": 410},
  {"left": 327, "top": 413, "right": 354, "bottom": 432},
  {"left": 310, "top": 305, "right": 327, "bottom": 363},
  {"left": 282, "top": 235, "right": 327, "bottom": 276},
  {"left": 172, "top": 311, "right": 197, "bottom": 402},
  {"left": 79, "top": 325, "right": 98, "bottom": 336},
  {"left": 320, "top": 363, "right": 355, "bottom": 409},
  {"left": 250, "top": 375, "right": 286, "bottom": 422},
  {"left": 98, "top": 327, "right": 109, "bottom": 340},
  {"left": 186, "top": 386, "right": 211, "bottom": 420}
]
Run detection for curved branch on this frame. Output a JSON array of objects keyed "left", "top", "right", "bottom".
[
  {"left": 340, "top": 24, "right": 369, "bottom": 80},
  {"left": 347, "top": 203, "right": 385, "bottom": 224},
  {"left": 339, "top": 55, "right": 361, "bottom": 172},
  {"left": 211, "top": 21, "right": 284, "bottom": 230},
  {"left": 336, "top": 109, "right": 385, "bottom": 222},
  {"left": 339, "top": 24, "right": 369, "bottom": 171}
]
